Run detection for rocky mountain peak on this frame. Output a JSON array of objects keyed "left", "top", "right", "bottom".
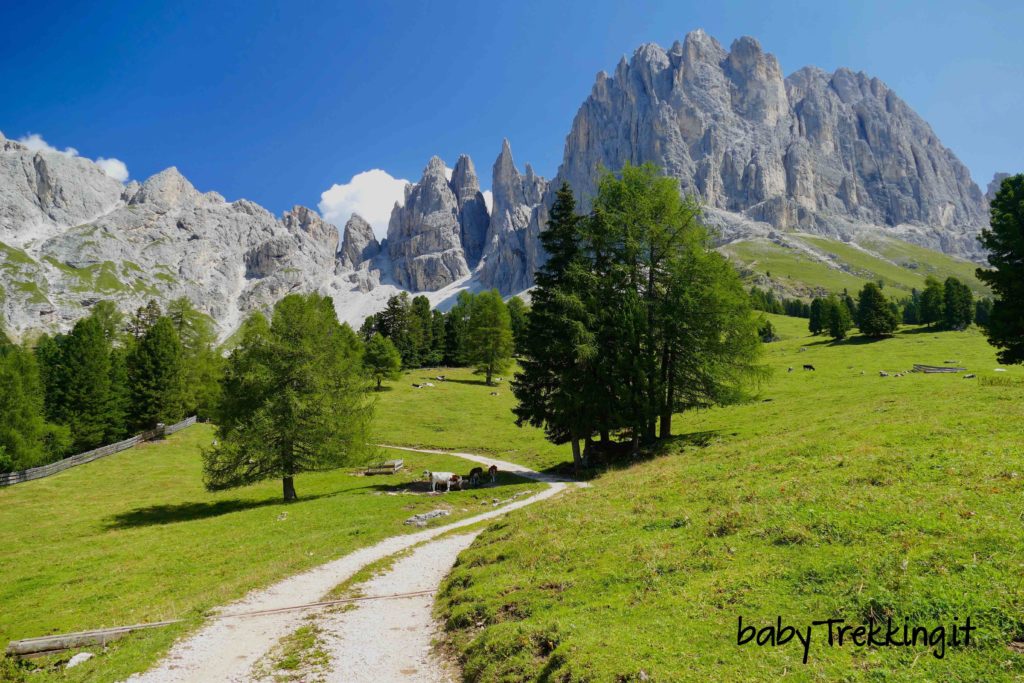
[
  {"left": 556, "top": 29, "right": 987, "bottom": 258},
  {"left": 130, "top": 167, "right": 199, "bottom": 207},
  {"left": 450, "top": 154, "right": 489, "bottom": 267},
  {"left": 339, "top": 213, "right": 380, "bottom": 270},
  {"left": 386, "top": 156, "right": 470, "bottom": 291}
]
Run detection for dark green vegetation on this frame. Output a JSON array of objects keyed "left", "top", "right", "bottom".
[
  {"left": 0, "top": 424, "right": 540, "bottom": 681},
  {"left": 514, "top": 169, "right": 764, "bottom": 471},
  {"left": 0, "top": 298, "right": 221, "bottom": 473},
  {"left": 361, "top": 288, "right": 522, "bottom": 382},
  {"left": 364, "top": 333, "right": 402, "bottom": 390},
  {"left": 436, "top": 315, "right": 1024, "bottom": 681},
  {"left": 203, "top": 293, "right": 373, "bottom": 501},
  {"left": 977, "top": 173, "right": 1024, "bottom": 366}
]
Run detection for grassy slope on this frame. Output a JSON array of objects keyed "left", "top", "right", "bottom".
[
  {"left": 723, "top": 234, "right": 988, "bottom": 298},
  {"left": 435, "top": 316, "right": 1024, "bottom": 681},
  {"left": 370, "top": 367, "right": 572, "bottom": 472},
  {"left": 0, "top": 425, "right": 539, "bottom": 681}
]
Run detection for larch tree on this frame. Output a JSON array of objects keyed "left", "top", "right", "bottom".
[
  {"left": 364, "top": 333, "right": 402, "bottom": 390},
  {"left": 203, "top": 293, "right": 372, "bottom": 501},
  {"left": 466, "top": 289, "right": 514, "bottom": 386}
]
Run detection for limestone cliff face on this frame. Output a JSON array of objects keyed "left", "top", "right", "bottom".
[
  {"left": 338, "top": 213, "right": 380, "bottom": 270},
  {"left": 556, "top": 30, "right": 987, "bottom": 257},
  {"left": 449, "top": 155, "right": 490, "bottom": 268},
  {"left": 386, "top": 156, "right": 472, "bottom": 291},
  {"left": 477, "top": 140, "right": 548, "bottom": 294}
]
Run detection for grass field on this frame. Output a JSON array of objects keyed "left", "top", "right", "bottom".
[
  {"left": 432, "top": 316, "right": 1024, "bottom": 681},
  {"left": 0, "top": 426, "right": 540, "bottom": 681},
  {"left": 723, "top": 234, "right": 988, "bottom": 299},
  {"left": 370, "top": 368, "right": 573, "bottom": 472}
]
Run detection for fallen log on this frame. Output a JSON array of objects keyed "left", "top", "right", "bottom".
[{"left": 6, "top": 620, "right": 180, "bottom": 658}]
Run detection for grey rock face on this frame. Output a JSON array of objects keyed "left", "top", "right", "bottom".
[
  {"left": 0, "top": 154, "right": 348, "bottom": 338},
  {"left": 557, "top": 29, "right": 987, "bottom": 258},
  {"left": 477, "top": 140, "right": 548, "bottom": 293},
  {"left": 338, "top": 213, "right": 381, "bottom": 270},
  {"left": 386, "top": 156, "right": 471, "bottom": 291},
  {"left": 0, "top": 137, "right": 125, "bottom": 244},
  {"left": 449, "top": 155, "right": 490, "bottom": 267},
  {"left": 985, "top": 172, "right": 1010, "bottom": 202}
]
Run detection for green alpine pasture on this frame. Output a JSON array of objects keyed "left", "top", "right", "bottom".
[
  {"left": 434, "top": 315, "right": 1024, "bottom": 681},
  {"left": 0, "top": 424, "right": 539, "bottom": 681},
  {"left": 724, "top": 234, "right": 988, "bottom": 298}
]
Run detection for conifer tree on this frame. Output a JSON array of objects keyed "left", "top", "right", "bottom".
[
  {"left": 942, "top": 277, "right": 973, "bottom": 330},
  {"left": 823, "top": 294, "right": 853, "bottom": 340},
  {"left": 506, "top": 295, "right": 529, "bottom": 357},
  {"left": 919, "top": 277, "right": 945, "bottom": 327},
  {"left": 808, "top": 298, "right": 825, "bottom": 335},
  {"left": 167, "top": 297, "right": 223, "bottom": 417},
  {"left": 0, "top": 344, "right": 67, "bottom": 472},
  {"left": 856, "top": 282, "right": 899, "bottom": 337},
  {"left": 364, "top": 333, "right": 402, "bottom": 390},
  {"left": 128, "top": 316, "right": 186, "bottom": 429},
  {"left": 977, "top": 174, "right": 1024, "bottom": 364},
  {"left": 203, "top": 293, "right": 372, "bottom": 501},
  {"left": 513, "top": 183, "right": 596, "bottom": 470},
  {"left": 466, "top": 289, "right": 513, "bottom": 385}
]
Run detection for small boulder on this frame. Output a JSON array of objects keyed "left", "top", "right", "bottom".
[{"left": 67, "top": 652, "right": 95, "bottom": 668}]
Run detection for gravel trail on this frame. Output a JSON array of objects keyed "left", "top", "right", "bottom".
[{"left": 126, "top": 447, "right": 576, "bottom": 682}]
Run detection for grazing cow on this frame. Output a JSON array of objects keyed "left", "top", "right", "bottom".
[
  {"left": 468, "top": 467, "right": 484, "bottom": 486},
  {"left": 488, "top": 465, "right": 498, "bottom": 483},
  {"left": 490, "top": 391, "right": 499, "bottom": 396},
  {"left": 448, "top": 474, "right": 463, "bottom": 491},
  {"left": 787, "top": 367, "right": 793, "bottom": 373},
  {"left": 803, "top": 364, "right": 815, "bottom": 371},
  {"left": 879, "top": 371, "right": 889, "bottom": 377},
  {"left": 423, "top": 470, "right": 459, "bottom": 492}
]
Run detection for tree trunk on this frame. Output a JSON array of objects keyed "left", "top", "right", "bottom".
[
  {"left": 660, "top": 349, "right": 674, "bottom": 439},
  {"left": 486, "top": 365, "right": 493, "bottom": 385},
  {"left": 600, "top": 430, "right": 610, "bottom": 444},
  {"left": 283, "top": 476, "right": 297, "bottom": 501},
  {"left": 570, "top": 438, "right": 583, "bottom": 475},
  {"left": 376, "top": 377, "right": 382, "bottom": 390}
]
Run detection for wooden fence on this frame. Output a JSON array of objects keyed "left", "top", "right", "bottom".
[{"left": 0, "top": 416, "right": 197, "bottom": 487}]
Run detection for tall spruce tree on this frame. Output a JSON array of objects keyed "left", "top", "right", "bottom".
[
  {"left": 823, "top": 295, "right": 853, "bottom": 340},
  {"left": 919, "top": 277, "right": 945, "bottom": 327},
  {"left": 856, "top": 282, "right": 899, "bottom": 337},
  {"left": 512, "top": 183, "right": 596, "bottom": 471},
  {"left": 466, "top": 289, "right": 514, "bottom": 385},
  {"left": 808, "top": 298, "right": 825, "bottom": 335},
  {"left": 128, "top": 316, "right": 186, "bottom": 429},
  {"left": 0, "top": 343, "right": 68, "bottom": 472},
  {"left": 203, "top": 293, "right": 372, "bottom": 501},
  {"left": 942, "top": 277, "right": 973, "bottom": 330},
  {"left": 57, "top": 317, "right": 117, "bottom": 450},
  {"left": 977, "top": 174, "right": 1024, "bottom": 364}
]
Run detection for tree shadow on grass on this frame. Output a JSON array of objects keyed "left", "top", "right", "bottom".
[
  {"left": 898, "top": 326, "right": 943, "bottom": 336},
  {"left": 541, "top": 429, "right": 726, "bottom": 481},
  {"left": 105, "top": 493, "right": 335, "bottom": 529},
  {"left": 431, "top": 377, "right": 494, "bottom": 387},
  {"left": 356, "top": 472, "right": 526, "bottom": 495},
  {"left": 803, "top": 334, "right": 891, "bottom": 348}
]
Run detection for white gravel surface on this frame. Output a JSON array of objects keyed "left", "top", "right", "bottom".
[{"left": 124, "top": 447, "right": 577, "bottom": 682}]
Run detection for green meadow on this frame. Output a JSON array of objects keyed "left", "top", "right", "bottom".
[
  {"left": 433, "top": 316, "right": 1024, "bottom": 681},
  {"left": 0, "top": 425, "right": 539, "bottom": 681}
]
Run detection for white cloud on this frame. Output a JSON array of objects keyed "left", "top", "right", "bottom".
[
  {"left": 319, "top": 169, "right": 409, "bottom": 241},
  {"left": 15, "top": 132, "right": 129, "bottom": 182},
  {"left": 94, "top": 157, "right": 129, "bottom": 182},
  {"left": 482, "top": 190, "right": 493, "bottom": 213}
]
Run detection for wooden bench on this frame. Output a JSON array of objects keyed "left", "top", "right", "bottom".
[{"left": 364, "top": 459, "right": 404, "bottom": 475}]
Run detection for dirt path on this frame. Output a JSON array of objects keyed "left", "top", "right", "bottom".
[{"left": 126, "top": 448, "right": 577, "bottom": 682}]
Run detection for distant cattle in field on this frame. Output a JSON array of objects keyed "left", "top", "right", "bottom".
[
  {"left": 423, "top": 470, "right": 459, "bottom": 492},
  {"left": 879, "top": 371, "right": 889, "bottom": 377},
  {"left": 803, "top": 364, "right": 815, "bottom": 371},
  {"left": 488, "top": 465, "right": 498, "bottom": 483},
  {"left": 468, "top": 467, "right": 484, "bottom": 486},
  {"left": 787, "top": 367, "right": 793, "bottom": 373}
]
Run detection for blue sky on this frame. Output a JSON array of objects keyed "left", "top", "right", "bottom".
[{"left": 2, "top": 0, "right": 1021, "bottom": 236}]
